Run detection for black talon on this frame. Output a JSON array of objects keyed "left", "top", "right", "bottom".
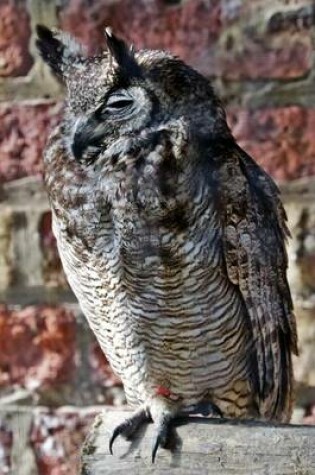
[
  {"left": 152, "top": 433, "right": 163, "bottom": 463},
  {"left": 109, "top": 425, "right": 122, "bottom": 455},
  {"left": 109, "top": 409, "right": 176, "bottom": 462},
  {"left": 109, "top": 409, "right": 149, "bottom": 455},
  {"left": 151, "top": 418, "right": 171, "bottom": 463}
]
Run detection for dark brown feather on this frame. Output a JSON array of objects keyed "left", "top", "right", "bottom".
[{"left": 216, "top": 142, "right": 297, "bottom": 421}]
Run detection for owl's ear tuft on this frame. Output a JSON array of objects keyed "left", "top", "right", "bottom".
[
  {"left": 36, "top": 25, "right": 84, "bottom": 79},
  {"left": 104, "top": 28, "right": 142, "bottom": 79}
]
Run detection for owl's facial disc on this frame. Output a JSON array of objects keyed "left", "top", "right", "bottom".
[
  {"left": 96, "top": 88, "right": 144, "bottom": 121},
  {"left": 71, "top": 86, "right": 153, "bottom": 162}
]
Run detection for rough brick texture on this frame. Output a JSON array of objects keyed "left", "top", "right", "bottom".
[
  {"left": 0, "top": 407, "right": 98, "bottom": 475},
  {"left": 0, "top": 102, "right": 62, "bottom": 182},
  {"left": 0, "top": 1, "right": 33, "bottom": 77},
  {"left": 59, "top": 0, "right": 222, "bottom": 77},
  {"left": 89, "top": 342, "right": 122, "bottom": 388},
  {"left": 59, "top": 0, "right": 314, "bottom": 80},
  {"left": 219, "top": 2, "right": 314, "bottom": 79},
  {"left": 0, "top": 303, "right": 123, "bottom": 406},
  {"left": 0, "top": 305, "right": 76, "bottom": 390},
  {"left": 228, "top": 107, "right": 315, "bottom": 181},
  {"left": 30, "top": 409, "right": 96, "bottom": 475}
]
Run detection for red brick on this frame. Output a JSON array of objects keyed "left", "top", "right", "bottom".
[
  {"left": 219, "top": 2, "right": 313, "bottom": 79},
  {"left": 0, "top": 306, "right": 76, "bottom": 390},
  {"left": 89, "top": 341, "right": 122, "bottom": 389},
  {"left": 59, "top": 0, "right": 221, "bottom": 76},
  {"left": 39, "top": 212, "right": 68, "bottom": 289},
  {"left": 59, "top": 1, "right": 313, "bottom": 80},
  {"left": 0, "top": 1, "right": 33, "bottom": 77},
  {"left": 0, "top": 102, "right": 62, "bottom": 183},
  {"left": 30, "top": 409, "right": 96, "bottom": 475},
  {"left": 227, "top": 107, "right": 315, "bottom": 181},
  {"left": 219, "top": 30, "right": 312, "bottom": 80}
]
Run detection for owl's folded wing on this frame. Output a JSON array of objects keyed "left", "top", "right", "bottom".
[{"left": 215, "top": 143, "right": 298, "bottom": 421}]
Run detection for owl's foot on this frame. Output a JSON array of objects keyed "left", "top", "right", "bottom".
[
  {"left": 109, "top": 388, "right": 181, "bottom": 463},
  {"left": 151, "top": 410, "right": 178, "bottom": 463},
  {"left": 149, "top": 389, "right": 181, "bottom": 462},
  {"left": 109, "top": 407, "right": 150, "bottom": 455}
]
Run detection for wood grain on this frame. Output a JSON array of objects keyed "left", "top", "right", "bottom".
[{"left": 81, "top": 409, "right": 315, "bottom": 475}]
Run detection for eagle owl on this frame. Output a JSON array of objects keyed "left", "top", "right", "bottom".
[{"left": 36, "top": 25, "right": 298, "bottom": 461}]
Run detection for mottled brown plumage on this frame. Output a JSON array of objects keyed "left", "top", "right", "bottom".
[{"left": 36, "top": 25, "right": 297, "bottom": 461}]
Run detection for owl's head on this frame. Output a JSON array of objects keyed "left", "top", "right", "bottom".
[{"left": 36, "top": 25, "right": 228, "bottom": 164}]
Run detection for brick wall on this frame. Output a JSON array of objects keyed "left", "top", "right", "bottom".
[{"left": 0, "top": 0, "right": 315, "bottom": 473}]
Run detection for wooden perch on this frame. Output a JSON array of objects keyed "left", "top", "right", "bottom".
[{"left": 81, "top": 408, "right": 315, "bottom": 475}]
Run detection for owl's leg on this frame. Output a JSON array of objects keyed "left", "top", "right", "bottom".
[
  {"left": 109, "top": 387, "right": 181, "bottom": 463},
  {"left": 150, "top": 392, "right": 180, "bottom": 463},
  {"left": 149, "top": 397, "right": 224, "bottom": 461}
]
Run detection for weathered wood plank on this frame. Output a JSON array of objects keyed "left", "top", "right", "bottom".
[{"left": 81, "top": 409, "right": 315, "bottom": 475}]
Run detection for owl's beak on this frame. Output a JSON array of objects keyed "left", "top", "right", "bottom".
[
  {"left": 72, "top": 130, "right": 85, "bottom": 161},
  {"left": 72, "top": 117, "right": 101, "bottom": 161}
]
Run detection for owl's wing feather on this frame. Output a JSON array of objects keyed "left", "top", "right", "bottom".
[{"left": 215, "top": 142, "right": 298, "bottom": 421}]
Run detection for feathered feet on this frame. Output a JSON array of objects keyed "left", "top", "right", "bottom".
[
  {"left": 109, "top": 391, "right": 222, "bottom": 462},
  {"left": 109, "top": 392, "right": 179, "bottom": 463}
]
